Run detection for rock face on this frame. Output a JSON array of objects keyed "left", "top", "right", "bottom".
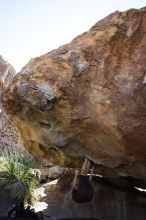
[
  {"left": 2, "top": 8, "right": 146, "bottom": 184},
  {"left": 0, "top": 56, "right": 23, "bottom": 152}
]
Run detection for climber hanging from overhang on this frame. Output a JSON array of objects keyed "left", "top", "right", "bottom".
[{"left": 70, "top": 158, "right": 94, "bottom": 203}]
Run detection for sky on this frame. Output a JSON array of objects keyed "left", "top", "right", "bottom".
[{"left": 0, "top": 0, "right": 146, "bottom": 72}]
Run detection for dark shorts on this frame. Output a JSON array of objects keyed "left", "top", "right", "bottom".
[{"left": 72, "top": 175, "right": 94, "bottom": 203}]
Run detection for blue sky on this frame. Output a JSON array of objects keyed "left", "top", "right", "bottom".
[{"left": 0, "top": 0, "right": 146, "bottom": 71}]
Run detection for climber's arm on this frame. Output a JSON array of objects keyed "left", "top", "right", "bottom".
[
  {"left": 70, "top": 169, "right": 79, "bottom": 193},
  {"left": 89, "top": 166, "right": 94, "bottom": 182}
]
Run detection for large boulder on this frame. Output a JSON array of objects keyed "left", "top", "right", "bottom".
[
  {"left": 2, "top": 8, "right": 146, "bottom": 184},
  {"left": 0, "top": 56, "right": 23, "bottom": 152}
]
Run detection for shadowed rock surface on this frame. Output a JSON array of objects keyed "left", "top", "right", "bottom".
[
  {"left": 1, "top": 176, "right": 146, "bottom": 220},
  {"left": 40, "top": 176, "right": 146, "bottom": 220},
  {"left": 2, "top": 8, "right": 146, "bottom": 188}
]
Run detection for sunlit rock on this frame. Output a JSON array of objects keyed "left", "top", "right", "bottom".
[{"left": 0, "top": 56, "right": 23, "bottom": 152}]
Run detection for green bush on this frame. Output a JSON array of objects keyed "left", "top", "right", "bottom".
[{"left": 0, "top": 149, "right": 37, "bottom": 204}]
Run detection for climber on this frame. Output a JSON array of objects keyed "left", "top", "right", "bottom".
[{"left": 70, "top": 158, "right": 94, "bottom": 203}]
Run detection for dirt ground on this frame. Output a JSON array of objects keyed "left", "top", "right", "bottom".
[{"left": 0, "top": 190, "right": 15, "bottom": 216}]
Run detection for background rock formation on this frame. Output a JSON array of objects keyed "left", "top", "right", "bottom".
[
  {"left": 0, "top": 56, "right": 23, "bottom": 152},
  {"left": 2, "top": 8, "right": 146, "bottom": 186}
]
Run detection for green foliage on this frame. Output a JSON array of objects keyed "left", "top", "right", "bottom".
[{"left": 0, "top": 149, "right": 38, "bottom": 204}]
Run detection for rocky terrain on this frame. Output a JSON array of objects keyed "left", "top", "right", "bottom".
[{"left": 2, "top": 7, "right": 146, "bottom": 191}]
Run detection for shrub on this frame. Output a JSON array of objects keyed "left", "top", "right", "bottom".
[{"left": 0, "top": 149, "right": 38, "bottom": 204}]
